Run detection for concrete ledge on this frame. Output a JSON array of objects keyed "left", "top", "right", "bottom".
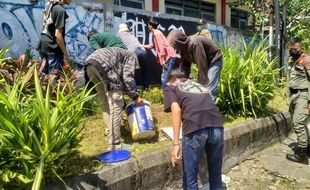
[{"left": 45, "top": 111, "right": 291, "bottom": 190}]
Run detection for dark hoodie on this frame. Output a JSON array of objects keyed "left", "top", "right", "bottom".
[{"left": 167, "top": 29, "right": 222, "bottom": 86}]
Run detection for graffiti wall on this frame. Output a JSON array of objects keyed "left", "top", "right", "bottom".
[
  {"left": 0, "top": 0, "right": 254, "bottom": 86},
  {"left": 112, "top": 11, "right": 198, "bottom": 86},
  {"left": 0, "top": 0, "right": 104, "bottom": 66}
]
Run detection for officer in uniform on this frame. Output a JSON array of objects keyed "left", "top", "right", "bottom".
[{"left": 286, "top": 37, "right": 310, "bottom": 165}]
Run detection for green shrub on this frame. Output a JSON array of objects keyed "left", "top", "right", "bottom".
[
  {"left": 140, "top": 87, "right": 164, "bottom": 104},
  {"left": 0, "top": 67, "right": 94, "bottom": 190},
  {"left": 216, "top": 36, "right": 280, "bottom": 117}
]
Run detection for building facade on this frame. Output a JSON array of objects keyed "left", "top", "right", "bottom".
[{"left": 114, "top": 0, "right": 252, "bottom": 30}]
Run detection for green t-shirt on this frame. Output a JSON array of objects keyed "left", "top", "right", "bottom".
[
  {"left": 89, "top": 32, "right": 126, "bottom": 50},
  {"left": 39, "top": 4, "right": 66, "bottom": 56}
]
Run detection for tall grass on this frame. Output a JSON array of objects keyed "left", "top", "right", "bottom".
[
  {"left": 216, "top": 36, "right": 280, "bottom": 117},
  {"left": 0, "top": 67, "right": 94, "bottom": 190}
]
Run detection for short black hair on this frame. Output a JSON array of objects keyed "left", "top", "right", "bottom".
[
  {"left": 148, "top": 18, "right": 159, "bottom": 29},
  {"left": 167, "top": 67, "right": 186, "bottom": 81},
  {"left": 87, "top": 29, "right": 98, "bottom": 41},
  {"left": 289, "top": 37, "right": 302, "bottom": 45}
]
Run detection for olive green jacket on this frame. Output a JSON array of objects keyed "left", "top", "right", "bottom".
[{"left": 288, "top": 54, "right": 310, "bottom": 101}]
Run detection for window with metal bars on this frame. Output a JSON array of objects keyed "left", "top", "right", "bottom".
[
  {"left": 231, "top": 8, "right": 248, "bottom": 30},
  {"left": 115, "top": 0, "right": 144, "bottom": 9},
  {"left": 165, "top": 0, "right": 216, "bottom": 22}
]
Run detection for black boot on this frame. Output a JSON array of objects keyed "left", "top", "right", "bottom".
[{"left": 286, "top": 148, "right": 309, "bottom": 165}]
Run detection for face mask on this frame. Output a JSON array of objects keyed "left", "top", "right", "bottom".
[{"left": 289, "top": 49, "right": 302, "bottom": 59}]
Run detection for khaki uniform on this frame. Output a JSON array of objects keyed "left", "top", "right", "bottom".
[
  {"left": 196, "top": 28, "right": 212, "bottom": 40},
  {"left": 288, "top": 54, "right": 310, "bottom": 148}
]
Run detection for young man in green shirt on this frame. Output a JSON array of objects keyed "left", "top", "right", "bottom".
[{"left": 87, "top": 29, "right": 126, "bottom": 50}]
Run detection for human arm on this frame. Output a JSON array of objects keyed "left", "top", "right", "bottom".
[
  {"left": 55, "top": 28, "right": 70, "bottom": 64},
  {"left": 89, "top": 36, "right": 101, "bottom": 50},
  {"left": 53, "top": 6, "right": 70, "bottom": 64},
  {"left": 193, "top": 44, "right": 209, "bottom": 86},
  {"left": 171, "top": 102, "right": 182, "bottom": 166},
  {"left": 122, "top": 54, "right": 142, "bottom": 105},
  {"left": 143, "top": 44, "right": 154, "bottom": 49}
]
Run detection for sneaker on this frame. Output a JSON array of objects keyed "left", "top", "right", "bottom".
[{"left": 286, "top": 148, "right": 309, "bottom": 165}]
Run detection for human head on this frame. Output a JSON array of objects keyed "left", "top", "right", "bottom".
[
  {"left": 167, "top": 67, "right": 187, "bottom": 83},
  {"left": 118, "top": 23, "right": 129, "bottom": 32},
  {"left": 62, "top": 0, "right": 72, "bottom": 5},
  {"left": 148, "top": 18, "right": 159, "bottom": 32},
  {"left": 197, "top": 19, "right": 206, "bottom": 31},
  {"left": 87, "top": 29, "right": 98, "bottom": 41},
  {"left": 289, "top": 37, "right": 303, "bottom": 59},
  {"left": 167, "top": 29, "right": 189, "bottom": 53}
]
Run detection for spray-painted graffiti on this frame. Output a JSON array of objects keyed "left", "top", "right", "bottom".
[
  {"left": 0, "top": 0, "right": 104, "bottom": 66},
  {"left": 0, "top": 1, "right": 255, "bottom": 86},
  {"left": 113, "top": 12, "right": 193, "bottom": 48},
  {"left": 112, "top": 11, "right": 198, "bottom": 85}
]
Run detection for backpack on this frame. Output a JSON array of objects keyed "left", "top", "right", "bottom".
[{"left": 41, "top": 0, "right": 62, "bottom": 35}]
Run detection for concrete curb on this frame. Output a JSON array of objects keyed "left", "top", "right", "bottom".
[{"left": 45, "top": 111, "right": 291, "bottom": 190}]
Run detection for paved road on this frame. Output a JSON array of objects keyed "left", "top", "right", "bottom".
[{"left": 160, "top": 135, "right": 310, "bottom": 190}]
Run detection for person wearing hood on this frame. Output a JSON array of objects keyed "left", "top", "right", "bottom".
[
  {"left": 143, "top": 18, "right": 177, "bottom": 88},
  {"left": 167, "top": 29, "right": 223, "bottom": 101},
  {"left": 286, "top": 37, "right": 310, "bottom": 165}
]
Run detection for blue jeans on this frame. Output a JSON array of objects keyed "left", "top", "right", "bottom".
[
  {"left": 161, "top": 57, "right": 176, "bottom": 88},
  {"left": 42, "top": 53, "right": 64, "bottom": 75},
  {"left": 182, "top": 127, "right": 224, "bottom": 190},
  {"left": 134, "top": 47, "right": 148, "bottom": 89},
  {"left": 206, "top": 58, "right": 223, "bottom": 102}
]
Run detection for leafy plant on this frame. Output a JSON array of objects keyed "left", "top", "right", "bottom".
[
  {"left": 0, "top": 43, "right": 82, "bottom": 95},
  {"left": 139, "top": 87, "right": 164, "bottom": 104},
  {"left": 216, "top": 36, "right": 280, "bottom": 117},
  {"left": 0, "top": 66, "right": 94, "bottom": 190}
]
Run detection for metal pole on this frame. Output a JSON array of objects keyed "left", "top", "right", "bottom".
[
  {"left": 268, "top": 0, "right": 274, "bottom": 61},
  {"left": 275, "top": 0, "right": 280, "bottom": 67},
  {"left": 281, "top": 4, "right": 287, "bottom": 76}
]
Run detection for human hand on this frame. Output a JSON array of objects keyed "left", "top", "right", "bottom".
[
  {"left": 162, "top": 62, "right": 167, "bottom": 69},
  {"left": 135, "top": 97, "right": 144, "bottom": 106},
  {"left": 63, "top": 59, "right": 70, "bottom": 72},
  {"left": 64, "top": 53, "right": 70, "bottom": 64},
  {"left": 171, "top": 144, "right": 182, "bottom": 167}
]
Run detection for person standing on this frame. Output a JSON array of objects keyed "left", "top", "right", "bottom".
[
  {"left": 117, "top": 23, "right": 149, "bottom": 88},
  {"left": 38, "top": 0, "right": 71, "bottom": 75},
  {"left": 87, "top": 29, "right": 126, "bottom": 50},
  {"left": 144, "top": 18, "right": 177, "bottom": 88},
  {"left": 167, "top": 29, "right": 223, "bottom": 101},
  {"left": 286, "top": 37, "right": 310, "bottom": 165},
  {"left": 196, "top": 19, "right": 212, "bottom": 40},
  {"left": 164, "top": 68, "right": 224, "bottom": 190},
  {"left": 85, "top": 47, "right": 143, "bottom": 151}
]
